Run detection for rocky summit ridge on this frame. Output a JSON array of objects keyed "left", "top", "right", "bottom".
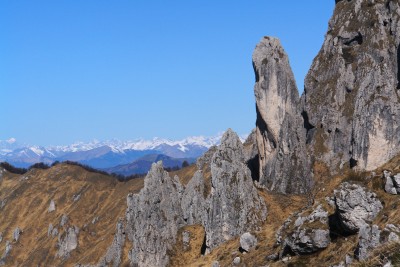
[
  {"left": 1, "top": 0, "right": 400, "bottom": 266},
  {"left": 253, "top": 0, "right": 400, "bottom": 194}
]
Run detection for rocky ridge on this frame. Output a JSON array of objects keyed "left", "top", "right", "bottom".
[{"left": 2, "top": 1, "right": 400, "bottom": 266}]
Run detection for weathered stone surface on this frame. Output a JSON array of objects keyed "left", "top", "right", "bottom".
[
  {"left": 355, "top": 224, "right": 381, "bottom": 260},
  {"left": 253, "top": 37, "right": 311, "bottom": 193},
  {"left": 384, "top": 171, "right": 400, "bottom": 194},
  {"left": 57, "top": 226, "right": 79, "bottom": 258},
  {"left": 13, "top": 227, "right": 21, "bottom": 242},
  {"left": 181, "top": 171, "right": 207, "bottom": 225},
  {"left": 122, "top": 129, "right": 267, "bottom": 266},
  {"left": 0, "top": 241, "right": 11, "bottom": 266},
  {"left": 281, "top": 205, "right": 330, "bottom": 255},
  {"left": 48, "top": 199, "right": 56, "bottom": 212},
  {"left": 302, "top": 0, "right": 400, "bottom": 172},
  {"left": 240, "top": 232, "right": 257, "bottom": 252},
  {"left": 98, "top": 220, "right": 125, "bottom": 267},
  {"left": 204, "top": 129, "right": 267, "bottom": 252},
  {"left": 60, "top": 214, "right": 68, "bottom": 228},
  {"left": 233, "top": 256, "right": 241, "bottom": 265},
  {"left": 334, "top": 183, "right": 382, "bottom": 233},
  {"left": 125, "top": 162, "right": 184, "bottom": 267},
  {"left": 48, "top": 223, "right": 53, "bottom": 237},
  {"left": 182, "top": 231, "right": 190, "bottom": 251},
  {"left": 381, "top": 224, "right": 400, "bottom": 244}
]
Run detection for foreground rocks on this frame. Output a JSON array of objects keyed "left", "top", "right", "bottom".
[
  {"left": 278, "top": 205, "right": 330, "bottom": 255},
  {"left": 384, "top": 171, "right": 400, "bottom": 195},
  {"left": 334, "top": 182, "right": 383, "bottom": 234}
]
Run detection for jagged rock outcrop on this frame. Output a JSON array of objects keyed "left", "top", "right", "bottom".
[
  {"left": 334, "top": 182, "right": 382, "bottom": 234},
  {"left": 57, "top": 226, "right": 79, "bottom": 258},
  {"left": 205, "top": 129, "right": 267, "bottom": 251},
  {"left": 252, "top": 36, "right": 311, "bottom": 193},
  {"left": 303, "top": 0, "right": 400, "bottom": 172},
  {"left": 99, "top": 220, "right": 125, "bottom": 267},
  {"left": 125, "top": 162, "right": 184, "bottom": 267},
  {"left": 123, "top": 129, "right": 267, "bottom": 266},
  {"left": 280, "top": 205, "right": 330, "bottom": 255}
]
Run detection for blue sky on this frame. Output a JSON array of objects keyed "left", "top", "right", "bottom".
[{"left": 1, "top": 1, "right": 334, "bottom": 146}]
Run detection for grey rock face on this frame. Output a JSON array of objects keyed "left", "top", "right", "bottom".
[
  {"left": 57, "top": 226, "right": 79, "bottom": 258},
  {"left": 13, "top": 227, "right": 21, "bottom": 242},
  {"left": 99, "top": 220, "right": 125, "bottom": 267},
  {"left": 355, "top": 224, "right": 381, "bottom": 260},
  {"left": 52, "top": 228, "right": 59, "bottom": 238},
  {"left": 384, "top": 171, "right": 400, "bottom": 194},
  {"left": 60, "top": 214, "right": 68, "bottom": 227},
  {"left": 48, "top": 200, "right": 56, "bottom": 212},
  {"left": 181, "top": 171, "right": 207, "bottom": 225},
  {"left": 205, "top": 129, "right": 267, "bottom": 251},
  {"left": 182, "top": 231, "right": 191, "bottom": 251},
  {"left": 302, "top": 0, "right": 400, "bottom": 172},
  {"left": 253, "top": 37, "right": 311, "bottom": 194},
  {"left": 122, "top": 129, "right": 267, "bottom": 267},
  {"left": 125, "top": 162, "right": 184, "bottom": 267},
  {"left": 381, "top": 224, "right": 400, "bottom": 243},
  {"left": 240, "top": 232, "right": 257, "bottom": 252},
  {"left": 281, "top": 205, "right": 330, "bottom": 254},
  {"left": 334, "top": 183, "right": 382, "bottom": 233},
  {"left": 243, "top": 129, "right": 258, "bottom": 163},
  {"left": 0, "top": 241, "right": 11, "bottom": 266},
  {"left": 48, "top": 224, "right": 53, "bottom": 237}
]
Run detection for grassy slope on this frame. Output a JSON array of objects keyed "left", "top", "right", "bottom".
[{"left": 0, "top": 163, "right": 143, "bottom": 266}]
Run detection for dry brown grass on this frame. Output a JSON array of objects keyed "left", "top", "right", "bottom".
[{"left": 0, "top": 163, "right": 144, "bottom": 266}]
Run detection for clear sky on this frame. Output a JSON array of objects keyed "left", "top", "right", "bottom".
[{"left": 1, "top": 1, "right": 335, "bottom": 146}]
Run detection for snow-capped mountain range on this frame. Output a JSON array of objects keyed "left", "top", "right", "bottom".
[{"left": 0, "top": 133, "right": 247, "bottom": 170}]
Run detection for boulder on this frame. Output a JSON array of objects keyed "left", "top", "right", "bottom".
[
  {"left": 282, "top": 205, "right": 330, "bottom": 254},
  {"left": 334, "top": 183, "right": 382, "bottom": 233},
  {"left": 384, "top": 171, "right": 400, "bottom": 195},
  {"left": 240, "top": 232, "right": 257, "bottom": 252}
]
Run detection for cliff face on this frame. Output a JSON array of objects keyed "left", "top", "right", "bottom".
[
  {"left": 303, "top": 0, "right": 400, "bottom": 172},
  {"left": 253, "top": 37, "right": 311, "bottom": 194},
  {"left": 254, "top": 0, "right": 400, "bottom": 192}
]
